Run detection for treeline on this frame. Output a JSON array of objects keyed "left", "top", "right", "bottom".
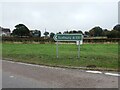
[
  {"left": 63, "top": 25, "right": 120, "bottom": 38},
  {"left": 10, "top": 24, "right": 55, "bottom": 38},
  {"left": 88, "top": 25, "right": 120, "bottom": 38},
  {"left": 3, "top": 23, "right": 120, "bottom": 38}
]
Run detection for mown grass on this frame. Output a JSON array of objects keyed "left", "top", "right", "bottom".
[{"left": 2, "top": 43, "right": 118, "bottom": 70}]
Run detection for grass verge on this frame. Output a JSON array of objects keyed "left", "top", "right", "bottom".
[{"left": 2, "top": 43, "right": 119, "bottom": 71}]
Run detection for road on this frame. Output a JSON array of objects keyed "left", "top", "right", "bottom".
[{"left": 2, "top": 60, "right": 119, "bottom": 88}]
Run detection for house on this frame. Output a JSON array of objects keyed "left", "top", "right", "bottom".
[
  {"left": 0, "top": 27, "right": 11, "bottom": 36},
  {"left": 30, "top": 30, "right": 41, "bottom": 37},
  {"left": 83, "top": 34, "right": 89, "bottom": 38}
]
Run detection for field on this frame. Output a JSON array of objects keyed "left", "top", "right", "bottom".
[{"left": 2, "top": 43, "right": 119, "bottom": 70}]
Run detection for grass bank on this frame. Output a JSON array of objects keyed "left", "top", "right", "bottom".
[{"left": 2, "top": 43, "right": 119, "bottom": 71}]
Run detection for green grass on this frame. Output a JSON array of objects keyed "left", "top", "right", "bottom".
[{"left": 2, "top": 43, "right": 118, "bottom": 70}]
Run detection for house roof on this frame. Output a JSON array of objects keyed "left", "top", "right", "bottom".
[{"left": 0, "top": 26, "right": 11, "bottom": 32}]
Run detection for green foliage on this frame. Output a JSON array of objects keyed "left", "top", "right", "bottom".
[
  {"left": 78, "top": 30, "right": 83, "bottom": 34},
  {"left": 12, "top": 24, "right": 30, "bottom": 37},
  {"left": 57, "top": 32, "right": 62, "bottom": 34},
  {"left": 63, "top": 31, "right": 69, "bottom": 34},
  {"left": 107, "top": 30, "right": 120, "bottom": 38},
  {"left": 63, "top": 30, "right": 83, "bottom": 34},
  {"left": 113, "top": 24, "right": 120, "bottom": 32},
  {"left": 89, "top": 26, "right": 103, "bottom": 37},
  {"left": 9, "top": 23, "right": 120, "bottom": 39},
  {"left": 84, "top": 31, "right": 89, "bottom": 35},
  {"left": 2, "top": 37, "right": 120, "bottom": 43},
  {"left": 44, "top": 31, "right": 49, "bottom": 36},
  {"left": 88, "top": 24, "right": 120, "bottom": 38},
  {"left": 50, "top": 32, "right": 55, "bottom": 38},
  {"left": 102, "top": 29, "right": 109, "bottom": 36}
]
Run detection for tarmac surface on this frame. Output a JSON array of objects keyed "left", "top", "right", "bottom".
[{"left": 2, "top": 60, "right": 119, "bottom": 88}]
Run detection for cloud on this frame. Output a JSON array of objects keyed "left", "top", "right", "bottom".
[{"left": 1, "top": 2, "right": 118, "bottom": 35}]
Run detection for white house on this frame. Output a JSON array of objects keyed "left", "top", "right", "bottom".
[{"left": 0, "top": 27, "right": 11, "bottom": 36}]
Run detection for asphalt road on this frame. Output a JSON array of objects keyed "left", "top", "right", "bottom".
[{"left": 2, "top": 60, "right": 119, "bottom": 88}]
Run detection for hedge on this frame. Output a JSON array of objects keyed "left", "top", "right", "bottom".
[{"left": 2, "top": 37, "right": 120, "bottom": 43}]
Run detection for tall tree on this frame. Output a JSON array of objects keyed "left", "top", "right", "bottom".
[
  {"left": 113, "top": 24, "right": 120, "bottom": 32},
  {"left": 12, "top": 24, "right": 30, "bottom": 37},
  {"left": 50, "top": 32, "right": 55, "bottom": 38},
  {"left": 89, "top": 26, "right": 103, "bottom": 37}
]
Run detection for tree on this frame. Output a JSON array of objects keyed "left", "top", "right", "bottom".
[
  {"left": 77, "top": 30, "right": 83, "bottom": 34},
  {"left": 107, "top": 30, "right": 120, "bottom": 38},
  {"left": 44, "top": 31, "right": 49, "bottom": 37},
  {"left": 38, "top": 31, "right": 41, "bottom": 37},
  {"left": 12, "top": 24, "right": 30, "bottom": 37},
  {"left": 63, "top": 31, "right": 69, "bottom": 34},
  {"left": 57, "top": 32, "right": 62, "bottom": 34},
  {"left": 50, "top": 32, "right": 55, "bottom": 38},
  {"left": 89, "top": 26, "right": 103, "bottom": 37},
  {"left": 89, "top": 29, "right": 94, "bottom": 37},
  {"left": 113, "top": 24, "right": 120, "bottom": 32},
  {"left": 73, "top": 30, "right": 77, "bottom": 33},
  {"left": 106, "top": 24, "right": 120, "bottom": 38},
  {"left": 102, "top": 29, "right": 109, "bottom": 37},
  {"left": 84, "top": 31, "right": 89, "bottom": 35},
  {"left": 69, "top": 30, "right": 73, "bottom": 34}
]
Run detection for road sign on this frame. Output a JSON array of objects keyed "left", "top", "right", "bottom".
[
  {"left": 53, "top": 34, "right": 83, "bottom": 41},
  {"left": 53, "top": 34, "right": 83, "bottom": 59}
]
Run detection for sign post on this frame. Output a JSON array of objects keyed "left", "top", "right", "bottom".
[
  {"left": 56, "top": 41, "right": 58, "bottom": 58},
  {"left": 78, "top": 41, "right": 80, "bottom": 58},
  {"left": 53, "top": 34, "right": 83, "bottom": 58}
]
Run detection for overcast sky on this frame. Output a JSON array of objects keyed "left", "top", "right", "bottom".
[{"left": 1, "top": 1, "right": 119, "bottom": 35}]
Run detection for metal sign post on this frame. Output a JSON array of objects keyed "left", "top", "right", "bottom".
[
  {"left": 56, "top": 41, "right": 58, "bottom": 58},
  {"left": 78, "top": 41, "right": 80, "bottom": 59},
  {"left": 53, "top": 34, "right": 83, "bottom": 59}
]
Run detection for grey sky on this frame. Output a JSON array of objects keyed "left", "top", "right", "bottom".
[{"left": 1, "top": 1, "right": 118, "bottom": 35}]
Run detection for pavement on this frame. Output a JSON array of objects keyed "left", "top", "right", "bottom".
[{"left": 2, "top": 60, "right": 119, "bottom": 88}]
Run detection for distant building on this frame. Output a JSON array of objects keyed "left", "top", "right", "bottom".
[
  {"left": 30, "top": 30, "right": 41, "bottom": 37},
  {"left": 0, "top": 27, "right": 11, "bottom": 36},
  {"left": 83, "top": 35, "right": 89, "bottom": 38}
]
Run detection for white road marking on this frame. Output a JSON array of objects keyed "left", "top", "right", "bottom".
[
  {"left": 9, "top": 76, "right": 14, "bottom": 78},
  {"left": 3, "top": 60, "right": 120, "bottom": 77},
  {"left": 15, "top": 61, "right": 66, "bottom": 70},
  {"left": 3, "top": 60, "right": 66, "bottom": 71},
  {"left": 86, "top": 70, "right": 102, "bottom": 74},
  {"left": 104, "top": 73, "right": 120, "bottom": 77},
  {"left": 4, "top": 60, "right": 15, "bottom": 64}
]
